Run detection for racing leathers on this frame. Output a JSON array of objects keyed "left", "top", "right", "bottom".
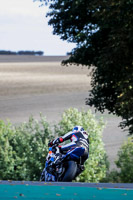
[{"left": 49, "top": 130, "right": 89, "bottom": 165}]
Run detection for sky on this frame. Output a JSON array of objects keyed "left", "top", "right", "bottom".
[{"left": 0, "top": 0, "right": 75, "bottom": 55}]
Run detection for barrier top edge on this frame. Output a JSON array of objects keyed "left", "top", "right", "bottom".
[{"left": 0, "top": 181, "right": 133, "bottom": 189}]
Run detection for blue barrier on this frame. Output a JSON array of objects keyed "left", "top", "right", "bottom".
[{"left": 0, "top": 181, "right": 133, "bottom": 200}]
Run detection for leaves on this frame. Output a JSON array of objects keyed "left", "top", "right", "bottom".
[
  {"left": 0, "top": 116, "right": 52, "bottom": 181},
  {"left": 35, "top": 0, "right": 133, "bottom": 134},
  {"left": 102, "top": 137, "right": 133, "bottom": 183},
  {"left": 115, "top": 137, "right": 133, "bottom": 182},
  {"left": 0, "top": 109, "right": 108, "bottom": 182}
]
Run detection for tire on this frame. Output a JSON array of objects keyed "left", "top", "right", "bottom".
[
  {"left": 62, "top": 161, "right": 77, "bottom": 182},
  {"left": 40, "top": 168, "right": 45, "bottom": 181}
]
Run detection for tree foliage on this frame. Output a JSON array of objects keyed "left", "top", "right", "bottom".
[
  {"left": 0, "top": 50, "right": 44, "bottom": 55},
  {"left": 115, "top": 137, "right": 133, "bottom": 183},
  {"left": 101, "top": 137, "right": 133, "bottom": 183},
  {"left": 0, "top": 116, "right": 52, "bottom": 181},
  {"left": 0, "top": 109, "right": 108, "bottom": 182},
  {"left": 35, "top": 0, "right": 133, "bottom": 134}
]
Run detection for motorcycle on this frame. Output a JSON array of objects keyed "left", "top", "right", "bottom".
[{"left": 40, "top": 144, "right": 85, "bottom": 182}]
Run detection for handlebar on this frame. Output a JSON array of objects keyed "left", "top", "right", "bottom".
[
  {"left": 50, "top": 143, "right": 58, "bottom": 148},
  {"left": 49, "top": 144, "right": 59, "bottom": 153}
]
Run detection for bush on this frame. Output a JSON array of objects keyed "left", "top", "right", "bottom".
[
  {"left": 101, "top": 137, "right": 133, "bottom": 183},
  {"left": 0, "top": 120, "right": 16, "bottom": 180},
  {"left": 0, "top": 108, "right": 108, "bottom": 182},
  {"left": 115, "top": 137, "right": 133, "bottom": 183},
  {"left": 55, "top": 108, "right": 108, "bottom": 182},
  {"left": 100, "top": 170, "right": 121, "bottom": 183},
  {"left": 0, "top": 115, "right": 52, "bottom": 181}
]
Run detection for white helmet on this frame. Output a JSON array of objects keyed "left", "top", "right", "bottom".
[{"left": 72, "top": 126, "right": 84, "bottom": 132}]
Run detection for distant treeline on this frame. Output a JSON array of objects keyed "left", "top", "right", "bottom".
[{"left": 0, "top": 50, "right": 44, "bottom": 56}]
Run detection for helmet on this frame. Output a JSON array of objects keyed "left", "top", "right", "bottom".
[{"left": 72, "top": 126, "right": 84, "bottom": 132}]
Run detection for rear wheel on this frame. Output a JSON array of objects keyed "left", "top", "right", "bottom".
[{"left": 62, "top": 161, "right": 77, "bottom": 182}]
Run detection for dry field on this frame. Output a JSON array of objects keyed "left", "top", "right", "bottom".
[
  {"left": 0, "top": 56, "right": 127, "bottom": 169},
  {"left": 0, "top": 62, "right": 91, "bottom": 97}
]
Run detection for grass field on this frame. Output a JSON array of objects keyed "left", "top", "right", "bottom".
[{"left": 0, "top": 61, "right": 91, "bottom": 97}]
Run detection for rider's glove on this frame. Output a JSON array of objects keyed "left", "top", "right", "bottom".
[
  {"left": 54, "top": 137, "right": 64, "bottom": 145},
  {"left": 48, "top": 140, "right": 54, "bottom": 147},
  {"left": 48, "top": 137, "right": 63, "bottom": 147}
]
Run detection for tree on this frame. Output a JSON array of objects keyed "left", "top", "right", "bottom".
[
  {"left": 35, "top": 0, "right": 133, "bottom": 134},
  {"left": 0, "top": 116, "right": 52, "bottom": 181},
  {"left": 115, "top": 137, "right": 133, "bottom": 183},
  {"left": 0, "top": 111, "right": 108, "bottom": 182},
  {"left": 101, "top": 137, "right": 133, "bottom": 183},
  {"left": 0, "top": 50, "right": 44, "bottom": 55}
]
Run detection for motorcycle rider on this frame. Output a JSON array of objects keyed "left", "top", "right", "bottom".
[{"left": 48, "top": 126, "right": 89, "bottom": 174}]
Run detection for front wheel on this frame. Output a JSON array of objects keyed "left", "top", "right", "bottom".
[
  {"left": 40, "top": 168, "right": 45, "bottom": 181},
  {"left": 62, "top": 161, "right": 77, "bottom": 182}
]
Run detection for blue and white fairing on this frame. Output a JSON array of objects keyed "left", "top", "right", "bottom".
[
  {"left": 65, "top": 147, "right": 85, "bottom": 160},
  {"left": 44, "top": 146, "right": 85, "bottom": 182},
  {"left": 45, "top": 147, "right": 56, "bottom": 181}
]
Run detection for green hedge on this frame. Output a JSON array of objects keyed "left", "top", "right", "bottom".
[
  {"left": 101, "top": 137, "right": 133, "bottom": 183},
  {"left": 116, "top": 137, "right": 133, "bottom": 183},
  {"left": 0, "top": 115, "right": 52, "bottom": 181},
  {"left": 0, "top": 108, "right": 108, "bottom": 182}
]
